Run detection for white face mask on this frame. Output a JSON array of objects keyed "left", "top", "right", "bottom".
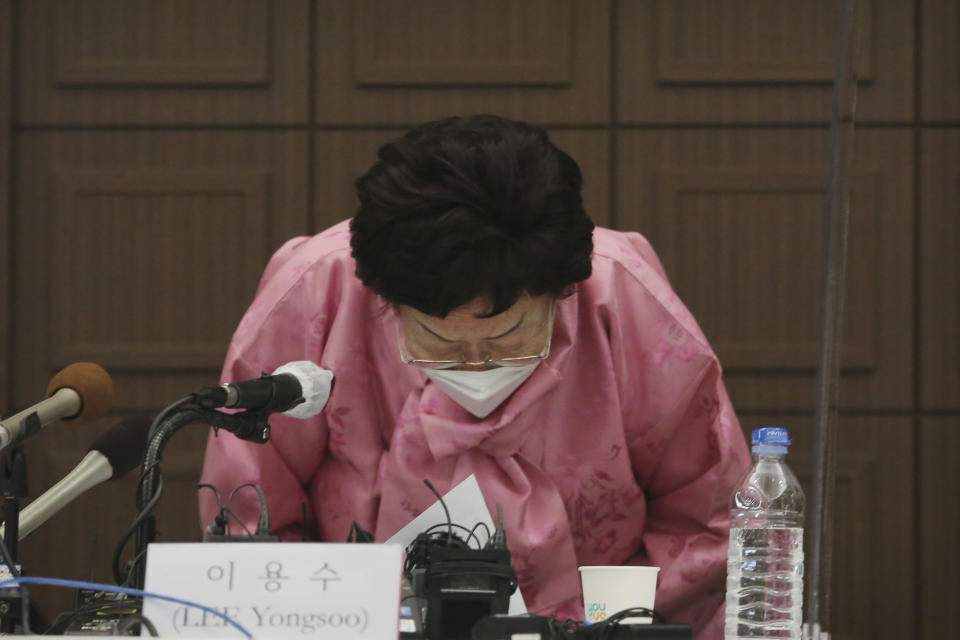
[{"left": 424, "top": 362, "right": 540, "bottom": 419}]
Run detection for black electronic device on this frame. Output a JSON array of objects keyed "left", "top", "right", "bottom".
[
  {"left": 46, "top": 590, "right": 145, "bottom": 636},
  {"left": 403, "top": 481, "right": 518, "bottom": 640},
  {"left": 199, "top": 482, "right": 278, "bottom": 542},
  {"left": 422, "top": 544, "right": 516, "bottom": 640},
  {"left": 472, "top": 613, "right": 693, "bottom": 640}
]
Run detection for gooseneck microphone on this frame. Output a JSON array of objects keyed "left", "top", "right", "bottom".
[
  {"left": 4, "top": 414, "right": 151, "bottom": 541},
  {"left": 195, "top": 360, "right": 334, "bottom": 419},
  {"left": 119, "top": 361, "right": 333, "bottom": 589},
  {"left": 0, "top": 363, "right": 114, "bottom": 451}
]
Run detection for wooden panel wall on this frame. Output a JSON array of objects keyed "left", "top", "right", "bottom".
[
  {"left": 920, "top": 130, "right": 960, "bottom": 407},
  {"left": 617, "top": 0, "right": 913, "bottom": 123},
  {"left": 314, "top": 0, "right": 610, "bottom": 124},
  {"left": 17, "top": 0, "right": 311, "bottom": 124},
  {"left": 2, "top": 1, "right": 956, "bottom": 637},
  {"left": 921, "top": 0, "right": 960, "bottom": 121},
  {"left": 616, "top": 129, "right": 913, "bottom": 411},
  {"left": 919, "top": 419, "right": 960, "bottom": 637}
]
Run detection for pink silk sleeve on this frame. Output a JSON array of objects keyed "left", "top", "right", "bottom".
[
  {"left": 198, "top": 236, "right": 334, "bottom": 541},
  {"left": 631, "top": 361, "right": 747, "bottom": 638},
  {"left": 600, "top": 231, "right": 750, "bottom": 639}
]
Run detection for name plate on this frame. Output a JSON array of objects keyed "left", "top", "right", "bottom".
[{"left": 143, "top": 543, "right": 402, "bottom": 639}]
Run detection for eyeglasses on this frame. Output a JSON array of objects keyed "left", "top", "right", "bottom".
[{"left": 395, "top": 301, "right": 555, "bottom": 370}]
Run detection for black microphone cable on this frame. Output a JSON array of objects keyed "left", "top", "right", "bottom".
[
  {"left": 144, "top": 396, "right": 194, "bottom": 443},
  {"left": 423, "top": 479, "right": 454, "bottom": 546},
  {"left": 197, "top": 483, "right": 262, "bottom": 540},
  {"left": 113, "top": 611, "right": 159, "bottom": 637},
  {"left": 226, "top": 483, "right": 272, "bottom": 538},
  {"left": 0, "top": 524, "right": 29, "bottom": 632},
  {"left": 112, "top": 463, "right": 164, "bottom": 586},
  {"left": 197, "top": 484, "right": 228, "bottom": 536}
]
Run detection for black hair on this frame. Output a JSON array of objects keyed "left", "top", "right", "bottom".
[{"left": 349, "top": 114, "right": 595, "bottom": 318}]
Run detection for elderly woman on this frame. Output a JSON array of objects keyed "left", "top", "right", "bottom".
[{"left": 199, "top": 114, "right": 749, "bottom": 638}]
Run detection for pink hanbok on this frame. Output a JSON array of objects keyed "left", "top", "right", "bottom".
[{"left": 199, "top": 221, "right": 750, "bottom": 639}]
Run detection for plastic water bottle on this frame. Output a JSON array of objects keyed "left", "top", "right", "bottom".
[{"left": 725, "top": 427, "right": 805, "bottom": 639}]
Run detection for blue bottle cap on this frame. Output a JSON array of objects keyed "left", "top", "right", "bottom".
[{"left": 752, "top": 427, "right": 791, "bottom": 446}]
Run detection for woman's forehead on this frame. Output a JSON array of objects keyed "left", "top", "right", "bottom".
[{"left": 402, "top": 294, "right": 548, "bottom": 338}]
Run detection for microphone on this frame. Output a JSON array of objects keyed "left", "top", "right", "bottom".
[
  {"left": 6, "top": 414, "right": 151, "bottom": 541},
  {"left": 0, "top": 363, "right": 114, "bottom": 451},
  {"left": 196, "top": 360, "right": 333, "bottom": 418}
]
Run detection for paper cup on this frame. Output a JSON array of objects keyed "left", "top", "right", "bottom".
[{"left": 579, "top": 566, "right": 660, "bottom": 624}]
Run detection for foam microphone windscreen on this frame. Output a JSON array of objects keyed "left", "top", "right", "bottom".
[
  {"left": 87, "top": 414, "right": 152, "bottom": 478},
  {"left": 45, "top": 362, "right": 114, "bottom": 423}
]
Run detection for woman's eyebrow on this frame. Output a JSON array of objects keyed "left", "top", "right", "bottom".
[
  {"left": 416, "top": 314, "right": 526, "bottom": 342},
  {"left": 416, "top": 319, "right": 455, "bottom": 343},
  {"left": 485, "top": 315, "right": 525, "bottom": 340}
]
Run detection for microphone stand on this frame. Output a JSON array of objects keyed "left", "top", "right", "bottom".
[
  {"left": 805, "top": 1, "right": 859, "bottom": 638},
  {"left": 124, "top": 405, "right": 272, "bottom": 590},
  {"left": 0, "top": 414, "right": 37, "bottom": 633},
  {"left": 0, "top": 448, "right": 26, "bottom": 564}
]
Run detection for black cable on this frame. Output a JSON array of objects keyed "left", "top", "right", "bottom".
[
  {"left": 44, "top": 597, "right": 116, "bottom": 635},
  {"left": 494, "top": 608, "right": 668, "bottom": 640},
  {"left": 134, "top": 460, "right": 163, "bottom": 508},
  {"left": 403, "top": 526, "right": 516, "bottom": 595},
  {"left": 226, "top": 483, "right": 270, "bottom": 536},
  {"left": 112, "top": 458, "right": 163, "bottom": 583},
  {"left": 422, "top": 479, "right": 453, "bottom": 546},
  {"left": 112, "top": 471, "right": 164, "bottom": 585},
  {"left": 0, "top": 525, "right": 29, "bottom": 632},
  {"left": 487, "top": 503, "right": 507, "bottom": 550},
  {"left": 470, "top": 521, "right": 492, "bottom": 546},
  {"left": 423, "top": 522, "right": 482, "bottom": 549},
  {"left": 196, "top": 484, "right": 222, "bottom": 509},
  {"left": 129, "top": 408, "right": 209, "bottom": 586},
  {"left": 128, "top": 420, "right": 181, "bottom": 586},
  {"left": 403, "top": 528, "right": 474, "bottom": 576},
  {"left": 603, "top": 606, "right": 665, "bottom": 625},
  {"left": 0, "top": 529, "right": 21, "bottom": 577},
  {"left": 145, "top": 396, "right": 194, "bottom": 443},
  {"left": 197, "top": 484, "right": 227, "bottom": 536},
  {"left": 13, "top": 576, "right": 251, "bottom": 638},
  {"left": 221, "top": 507, "right": 255, "bottom": 538},
  {"left": 49, "top": 591, "right": 140, "bottom": 634},
  {"left": 138, "top": 423, "right": 174, "bottom": 511},
  {"left": 44, "top": 608, "right": 95, "bottom": 635},
  {"left": 113, "top": 612, "right": 158, "bottom": 636},
  {"left": 595, "top": 607, "right": 666, "bottom": 640},
  {"left": 120, "top": 550, "right": 149, "bottom": 588}
]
